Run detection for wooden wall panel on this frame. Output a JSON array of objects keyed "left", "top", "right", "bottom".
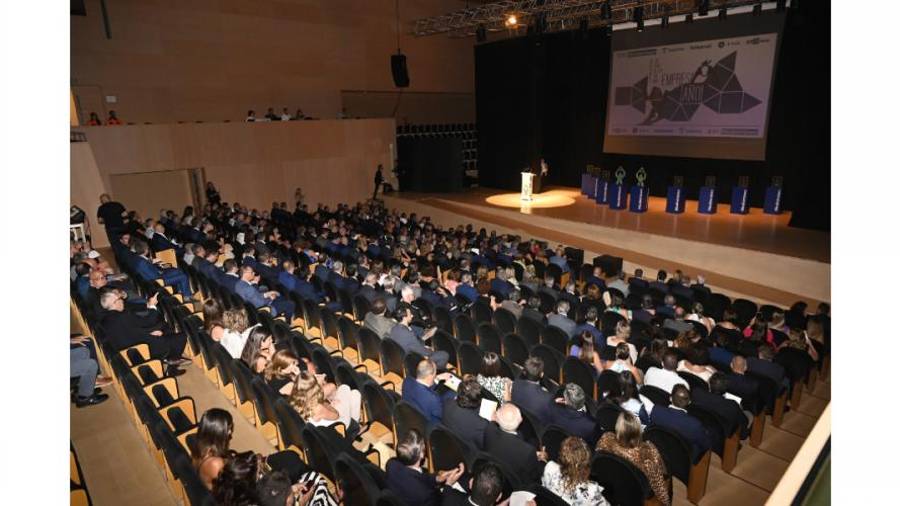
[
  {"left": 74, "top": 119, "right": 395, "bottom": 213},
  {"left": 71, "top": 0, "right": 476, "bottom": 124}
]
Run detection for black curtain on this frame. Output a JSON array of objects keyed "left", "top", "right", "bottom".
[{"left": 475, "top": 5, "right": 829, "bottom": 230}]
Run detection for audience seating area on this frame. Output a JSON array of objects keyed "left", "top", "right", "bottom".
[{"left": 71, "top": 197, "right": 829, "bottom": 506}]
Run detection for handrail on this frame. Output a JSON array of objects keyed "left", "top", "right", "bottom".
[{"left": 767, "top": 402, "right": 831, "bottom": 505}]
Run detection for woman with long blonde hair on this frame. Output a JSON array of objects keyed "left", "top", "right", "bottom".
[
  {"left": 289, "top": 372, "right": 361, "bottom": 430},
  {"left": 541, "top": 436, "right": 609, "bottom": 505}
]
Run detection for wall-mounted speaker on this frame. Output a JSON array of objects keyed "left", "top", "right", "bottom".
[{"left": 391, "top": 53, "right": 410, "bottom": 88}]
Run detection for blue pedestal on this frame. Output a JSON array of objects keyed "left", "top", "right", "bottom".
[
  {"left": 593, "top": 180, "right": 610, "bottom": 205},
  {"left": 629, "top": 186, "right": 649, "bottom": 213},
  {"left": 609, "top": 184, "right": 627, "bottom": 210},
  {"left": 763, "top": 186, "right": 783, "bottom": 214},
  {"left": 666, "top": 186, "right": 686, "bottom": 214},
  {"left": 581, "top": 174, "right": 593, "bottom": 195},
  {"left": 698, "top": 186, "right": 718, "bottom": 214},
  {"left": 730, "top": 186, "right": 750, "bottom": 214}
]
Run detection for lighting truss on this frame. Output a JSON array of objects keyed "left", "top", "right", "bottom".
[{"left": 412, "top": 0, "right": 780, "bottom": 38}]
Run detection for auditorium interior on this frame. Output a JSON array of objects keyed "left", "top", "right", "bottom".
[{"left": 23, "top": 0, "right": 861, "bottom": 504}]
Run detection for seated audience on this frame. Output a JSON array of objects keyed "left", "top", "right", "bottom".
[
  {"left": 650, "top": 384, "right": 711, "bottom": 461},
  {"left": 511, "top": 356, "right": 555, "bottom": 425},
  {"left": 290, "top": 371, "right": 361, "bottom": 432},
  {"left": 476, "top": 352, "right": 512, "bottom": 405},
  {"left": 644, "top": 348, "right": 690, "bottom": 393},
  {"left": 614, "top": 371, "right": 650, "bottom": 426},
  {"left": 363, "top": 298, "right": 396, "bottom": 339},
  {"left": 549, "top": 384, "right": 598, "bottom": 445},
  {"left": 388, "top": 306, "right": 448, "bottom": 370},
  {"left": 596, "top": 412, "right": 670, "bottom": 506},
  {"left": 264, "top": 349, "right": 301, "bottom": 396},
  {"left": 401, "top": 359, "right": 455, "bottom": 426},
  {"left": 603, "top": 342, "right": 644, "bottom": 383},
  {"left": 570, "top": 330, "right": 604, "bottom": 374},
  {"left": 484, "top": 403, "right": 546, "bottom": 485},
  {"left": 241, "top": 327, "right": 275, "bottom": 374},
  {"left": 442, "top": 377, "right": 490, "bottom": 450},
  {"left": 440, "top": 462, "right": 506, "bottom": 506},
  {"left": 541, "top": 436, "right": 609, "bottom": 505},
  {"left": 385, "top": 429, "right": 465, "bottom": 506}
]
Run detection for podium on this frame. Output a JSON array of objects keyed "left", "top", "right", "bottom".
[
  {"left": 629, "top": 186, "right": 649, "bottom": 213},
  {"left": 764, "top": 186, "right": 783, "bottom": 214},
  {"left": 698, "top": 186, "right": 718, "bottom": 214},
  {"left": 666, "top": 186, "right": 686, "bottom": 214},
  {"left": 730, "top": 186, "right": 750, "bottom": 214},
  {"left": 609, "top": 184, "right": 627, "bottom": 210},
  {"left": 521, "top": 172, "right": 534, "bottom": 201}
]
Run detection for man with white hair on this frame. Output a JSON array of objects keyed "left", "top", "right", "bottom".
[
  {"left": 547, "top": 299, "right": 577, "bottom": 338},
  {"left": 397, "top": 285, "right": 428, "bottom": 325},
  {"left": 548, "top": 383, "right": 598, "bottom": 445},
  {"left": 484, "top": 403, "right": 546, "bottom": 484},
  {"left": 99, "top": 288, "right": 188, "bottom": 376}
]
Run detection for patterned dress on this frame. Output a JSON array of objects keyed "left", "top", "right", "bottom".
[
  {"left": 541, "top": 461, "right": 609, "bottom": 506},
  {"left": 596, "top": 432, "right": 671, "bottom": 505},
  {"left": 477, "top": 374, "right": 510, "bottom": 405}
]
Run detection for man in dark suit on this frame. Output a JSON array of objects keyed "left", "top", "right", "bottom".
[
  {"left": 520, "top": 296, "right": 547, "bottom": 325},
  {"left": 149, "top": 222, "right": 180, "bottom": 253},
  {"left": 218, "top": 259, "right": 241, "bottom": 293},
  {"left": 357, "top": 273, "right": 381, "bottom": 303},
  {"left": 235, "top": 265, "right": 295, "bottom": 320},
  {"left": 388, "top": 307, "right": 448, "bottom": 371},
  {"left": 440, "top": 462, "right": 505, "bottom": 506},
  {"left": 649, "top": 270, "right": 669, "bottom": 294},
  {"left": 98, "top": 289, "right": 187, "bottom": 376},
  {"left": 484, "top": 404, "right": 546, "bottom": 485},
  {"left": 692, "top": 373, "right": 750, "bottom": 439},
  {"left": 547, "top": 299, "right": 578, "bottom": 338},
  {"left": 511, "top": 356, "right": 555, "bottom": 426},
  {"left": 455, "top": 272, "right": 478, "bottom": 304},
  {"left": 748, "top": 345, "right": 789, "bottom": 391},
  {"left": 574, "top": 306, "right": 604, "bottom": 346},
  {"left": 727, "top": 355, "right": 761, "bottom": 413},
  {"left": 690, "top": 274, "right": 712, "bottom": 298},
  {"left": 441, "top": 378, "right": 490, "bottom": 451},
  {"left": 385, "top": 428, "right": 465, "bottom": 506},
  {"left": 131, "top": 240, "right": 193, "bottom": 298},
  {"left": 650, "top": 384, "right": 711, "bottom": 461},
  {"left": 548, "top": 383, "right": 598, "bottom": 445},
  {"left": 400, "top": 359, "right": 455, "bottom": 427},
  {"left": 489, "top": 268, "right": 514, "bottom": 300}
]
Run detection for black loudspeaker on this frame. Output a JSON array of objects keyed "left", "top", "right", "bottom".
[
  {"left": 594, "top": 255, "right": 623, "bottom": 277},
  {"left": 391, "top": 53, "right": 410, "bottom": 88}
]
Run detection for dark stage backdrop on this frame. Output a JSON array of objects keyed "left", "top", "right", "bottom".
[{"left": 475, "top": 5, "right": 830, "bottom": 230}]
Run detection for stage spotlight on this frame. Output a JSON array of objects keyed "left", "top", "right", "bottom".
[
  {"left": 505, "top": 14, "right": 518, "bottom": 27},
  {"left": 718, "top": 8, "right": 727, "bottom": 20},
  {"left": 698, "top": 0, "right": 709, "bottom": 16},
  {"left": 600, "top": 1, "right": 611, "bottom": 20},
  {"left": 634, "top": 6, "right": 644, "bottom": 32},
  {"left": 476, "top": 24, "right": 486, "bottom": 42},
  {"left": 753, "top": 3, "right": 763, "bottom": 16}
]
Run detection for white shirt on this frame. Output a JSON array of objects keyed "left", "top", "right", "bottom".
[
  {"left": 644, "top": 367, "right": 690, "bottom": 393},
  {"left": 221, "top": 325, "right": 256, "bottom": 359}
]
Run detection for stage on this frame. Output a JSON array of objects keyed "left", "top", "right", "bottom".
[{"left": 383, "top": 186, "right": 830, "bottom": 307}]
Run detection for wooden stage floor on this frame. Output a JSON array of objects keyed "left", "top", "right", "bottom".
[{"left": 393, "top": 187, "right": 830, "bottom": 264}]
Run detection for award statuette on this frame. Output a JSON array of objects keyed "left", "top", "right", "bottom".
[
  {"left": 609, "top": 166, "right": 628, "bottom": 210},
  {"left": 582, "top": 164, "right": 597, "bottom": 196},
  {"left": 629, "top": 167, "right": 649, "bottom": 213}
]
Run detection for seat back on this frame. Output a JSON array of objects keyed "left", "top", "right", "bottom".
[
  {"left": 530, "top": 344, "right": 563, "bottom": 384},
  {"left": 471, "top": 300, "right": 493, "bottom": 324},
  {"left": 600, "top": 311, "right": 626, "bottom": 337},
  {"left": 274, "top": 398, "right": 306, "bottom": 453},
  {"left": 357, "top": 328, "right": 382, "bottom": 365},
  {"left": 515, "top": 317, "right": 542, "bottom": 348},
  {"left": 492, "top": 308, "right": 517, "bottom": 335},
  {"left": 393, "top": 401, "right": 429, "bottom": 446},
  {"left": 337, "top": 316, "right": 360, "bottom": 353},
  {"left": 476, "top": 322, "right": 502, "bottom": 354},
  {"left": 432, "top": 330, "right": 460, "bottom": 369},
  {"left": 537, "top": 291, "right": 556, "bottom": 315},
  {"left": 644, "top": 425, "right": 692, "bottom": 483},
  {"left": 594, "top": 402, "right": 625, "bottom": 434},
  {"left": 335, "top": 454, "right": 383, "bottom": 506},
  {"left": 362, "top": 381, "right": 396, "bottom": 433},
  {"left": 590, "top": 451, "right": 653, "bottom": 506},
  {"left": 457, "top": 341, "right": 485, "bottom": 376},
  {"left": 540, "top": 425, "right": 572, "bottom": 462},
  {"left": 597, "top": 370, "right": 623, "bottom": 399},
  {"left": 562, "top": 356, "right": 597, "bottom": 400},
  {"left": 251, "top": 377, "right": 280, "bottom": 428},
  {"left": 379, "top": 339, "right": 406, "bottom": 378},
  {"left": 231, "top": 359, "right": 257, "bottom": 406},
  {"left": 541, "top": 325, "right": 570, "bottom": 355},
  {"left": 531, "top": 485, "right": 570, "bottom": 506},
  {"left": 429, "top": 425, "right": 473, "bottom": 471},
  {"left": 301, "top": 424, "right": 336, "bottom": 480},
  {"left": 640, "top": 385, "right": 671, "bottom": 407},
  {"left": 433, "top": 305, "right": 453, "bottom": 333},
  {"left": 453, "top": 313, "right": 477, "bottom": 343},
  {"left": 678, "top": 371, "right": 710, "bottom": 392},
  {"left": 502, "top": 333, "right": 529, "bottom": 367},
  {"left": 352, "top": 295, "right": 371, "bottom": 322}
]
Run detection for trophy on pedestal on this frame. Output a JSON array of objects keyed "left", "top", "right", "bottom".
[
  {"left": 629, "top": 167, "right": 649, "bottom": 213},
  {"left": 666, "top": 175, "right": 686, "bottom": 214},
  {"left": 609, "top": 166, "right": 628, "bottom": 210}
]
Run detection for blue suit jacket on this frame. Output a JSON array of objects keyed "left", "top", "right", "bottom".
[
  {"left": 574, "top": 323, "right": 603, "bottom": 345},
  {"left": 401, "top": 377, "right": 454, "bottom": 426},
  {"left": 389, "top": 325, "right": 431, "bottom": 358},
  {"left": 220, "top": 272, "right": 240, "bottom": 293},
  {"left": 456, "top": 284, "right": 478, "bottom": 303},
  {"left": 548, "top": 404, "right": 598, "bottom": 445},
  {"left": 235, "top": 279, "right": 268, "bottom": 308},
  {"left": 511, "top": 379, "right": 555, "bottom": 426},
  {"left": 278, "top": 271, "right": 298, "bottom": 293},
  {"left": 490, "top": 278, "right": 514, "bottom": 299},
  {"left": 134, "top": 256, "right": 162, "bottom": 282},
  {"left": 650, "top": 405, "right": 711, "bottom": 461}
]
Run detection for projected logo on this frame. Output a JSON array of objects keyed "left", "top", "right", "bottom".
[{"left": 613, "top": 51, "right": 761, "bottom": 125}]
